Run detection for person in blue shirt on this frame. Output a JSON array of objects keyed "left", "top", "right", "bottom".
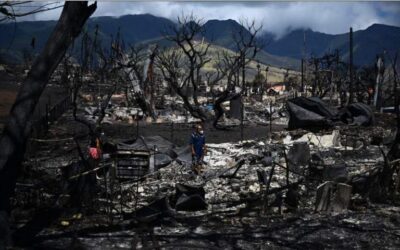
[{"left": 190, "top": 124, "right": 207, "bottom": 173}]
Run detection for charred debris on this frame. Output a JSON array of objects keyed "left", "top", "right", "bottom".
[{"left": 1, "top": 12, "right": 400, "bottom": 249}]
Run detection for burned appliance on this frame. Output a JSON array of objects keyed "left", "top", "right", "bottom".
[{"left": 114, "top": 150, "right": 150, "bottom": 180}]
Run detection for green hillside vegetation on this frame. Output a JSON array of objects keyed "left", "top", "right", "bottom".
[{"left": 160, "top": 41, "right": 298, "bottom": 83}]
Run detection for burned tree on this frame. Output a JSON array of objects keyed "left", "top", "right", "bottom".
[
  {"left": 308, "top": 52, "right": 337, "bottom": 98},
  {"left": 251, "top": 63, "right": 266, "bottom": 95},
  {"left": 158, "top": 14, "right": 212, "bottom": 121},
  {"left": 0, "top": 1, "right": 63, "bottom": 22},
  {"left": 69, "top": 26, "right": 119, "bottom": 133},
  {"left": 358, "top": 52, "right": 400, "bottom": 202},
  {"left": 388, "top": 53, "right": 400, "bottom": 161},
  {"left": 357, "top": 65, "right": 376, "bottom": 104},
  {"left": 211, "top": 20, "right": 262, "bottom": 128},
  {"left": 164, "top": 14, "right": 211, "bottom": 107},
  {"left": 0, "top": 2, "right": 96, "bottom": 245},
  {"left": 158, "top": 49, "right": 210, "bottom": 120},
  {"left": 374, "top": 55, "right": 385, "bottom": 109},
  {"left": 117, "top": 44, "right": 158, "bottom": 119},
  {"left": 211, "top": 51, "right": 243, "bottom": 128},
  {"left": 158, "top": 16, "right": 262, "bottom": 128}
]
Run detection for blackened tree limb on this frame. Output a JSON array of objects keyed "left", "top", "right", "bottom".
[
  {"left": 157, "top": 49, "right": 210, "bottom": 121},
  {"left": 120, "top": 44, "right": 157, "bottom": 119},
  {"left": 0, "top": 1, "right": 96, "bottom": 245},
  {"left": 164, "top": 14, "right": 208, "bottom": 106},
  {"left": 212, "top": 21, "right": 262, "bottom": 129}
]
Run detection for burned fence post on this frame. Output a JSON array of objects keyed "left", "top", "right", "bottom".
[
  {"left": 45, "top": 103, "right": 50, "bottom": 133},
  {"left": 136, "top": 115, "right": 139, "bottom": 139},
  {"left": 283, "top": 148, "right": 290, "bottom": 187},
  {"left": 262, "top": 162, "right": 276, "bottom": 215},
  {"left": 265, "top": 67, "right": 269, "bottom": 95},
  {"left": 301, "top": 59, "right": 304, "bottom": 93},
  {"left": 269, "top": 101, "right": 272, "bottom": 138},
  {"left": 103, "top": 161, "right": 112, "bottom": 223},
  {"left": 240, "top": 97, "right": 244, "bottom": 142},
  {"left": 349, "top": 27, "right": 354, "bottom": 104},
  {"left": 315, "top": 181, "right": 352, "bottom": 213},
  {"left": 153, "top": 145, "right": 158, "bottom": 171},
  {"left": 170, "top": 122, "right": 174, "bottom": 144},
  {"left": 374, "top": 55, "right": 384, "bottom": 111}
]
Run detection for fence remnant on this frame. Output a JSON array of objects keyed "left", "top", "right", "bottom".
[{"left": 31, "top": 94, "right": 72, "bottom": 138}]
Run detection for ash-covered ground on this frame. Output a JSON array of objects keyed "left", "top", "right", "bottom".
[{"left": 9, "top": 107, "right": 400, "bottom": 249}]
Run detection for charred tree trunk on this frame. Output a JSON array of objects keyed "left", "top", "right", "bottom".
[
  {"left": 213, "top": 89, "right": 231, "bottom": 129},
  {"left": 388, "top": 54, "right": 399, "bottom": 161},
  {"left": 370, "top": 54, "right": 399, "bottom": 202},
  {"left": 212, "top": 71, "right": 240, "bottom": 129},
  {"left": 0, "top": 1, "right": 96, "bottom": 245},
  {"left": 171, "top": 81, "right": 209, "bottom": 121}
]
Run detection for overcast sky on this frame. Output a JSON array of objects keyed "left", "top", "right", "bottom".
[{"left": 12, "top": 1, "right": 400, "bottom": 39}]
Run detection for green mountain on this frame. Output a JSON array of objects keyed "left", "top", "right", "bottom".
[
  {"left": 261, "top": 23, "right": 400, "bottom": 66},
  {"left": 0, "top": 14, "right": 398, "bottom": 69},
  {"left": 0, "top": 14, "right": 299, "bottom": 68},
  {"left": 0, "top": 14, "right": 175, "bottom": 64},
  {"left": 202, "top": 19, "right": 301, "bottom": 69},
  {"left": 202, "top": 19, "right": 400, "bottom": 67}
]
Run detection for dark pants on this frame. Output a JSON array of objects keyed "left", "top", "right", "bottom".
[{"left": 193, "top": 154, "right": 204, "bottom": 165}]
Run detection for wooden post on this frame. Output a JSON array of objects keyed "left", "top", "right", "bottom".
[
  {"left": 302, "top": 30, "right": 306, "bottom": 95},
  {"left": 269, "top": 101, "right": 272, "bottom": 137},
  {"left": 136, "top": 115, "right": 139, "bottom": 139},
  {"left": 335, "top": 49, "right": 339, "bottom": 103},
  {"left": 374, "top": 55, "right": 384, "bottom": 110},
  {"left": 301, "top": 59, "right": 304, "bottom": 93},
  {"left": 264, "top": 66, "right": 268, "bottom": 99},
  {"left": 240, "top": 97, "right": 244, "bottom": 142},
  {"left": 240, "top": 53, "right": 245, "bottom": 141},
  {"left": 170, "top": 122, "right": 174, "bottom": 143},
  {"left": 349, "top": 27, "right": 354, "bottom": 103},
  {"left": 242, "top": 53, "right": 246, "bottom": 95},
  {"left": 283, "top": 149, "right": 290, "bottom": 187},
  {"left": 262, "top": 162, "right": 276, "bottom": 214}
]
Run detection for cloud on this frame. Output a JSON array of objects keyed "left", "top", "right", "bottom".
[{"left": 10, "top": 1, "right": 400, "bottom": 38}]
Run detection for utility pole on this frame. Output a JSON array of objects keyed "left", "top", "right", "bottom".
[
  {"left": 257, "top": 62, "right": 261, "bottom": 96},
  {"left": 301, "top": 59, "right": 304, "bottom": 93},
  {"left": 302, "top": 30, "right": 307, "bottom": 94},
  {"left": 349, "top": 27, "right": 354, "bottom": 104},
  {"left": 240, "top": 97, "right": 244, "bottom": 142},
  {"left": 240, "top": 54, "right": 245, "bottom": 141},
  {"left": 312, "top": 58, "right": 319, "bottom": 96},
  {"left": 242, "top": 53, "right": 246, "bottom": 95},
  {"left": 264, "top": 66, "right": 269, "bottom": 98},
  {"left": 335, "top": 49, "right": 340, "bottom": 106},
  {"left": 374, "top": 55, "right": 384, "bottom": 111}
]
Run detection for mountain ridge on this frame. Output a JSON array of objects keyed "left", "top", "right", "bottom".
[{"left": 0, "top": 14, "right": 398, "bottom": 69}]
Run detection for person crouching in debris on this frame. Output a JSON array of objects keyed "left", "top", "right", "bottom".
[
  {"left": 88, "top": 127, "right": 103, "bottom": 181},
  {"left": 89, "top": 128, "right": 102, "bottom": 163},
  {"left": 190, "top": 124, "right": 207, "bottom": 174}
]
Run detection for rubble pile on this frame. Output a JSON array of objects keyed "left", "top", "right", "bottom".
[
  {"left": 107, "top": 128, "right": 386, "bottom": 220},
  {"left": 79, "top": 93, "right": 290, "bottom": 127},
  {"left": 11, "top": 93, "right": 400, "bottom": 249},
  {"left": 22, "top": 126, "right": 400, "bottom": 249}
]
